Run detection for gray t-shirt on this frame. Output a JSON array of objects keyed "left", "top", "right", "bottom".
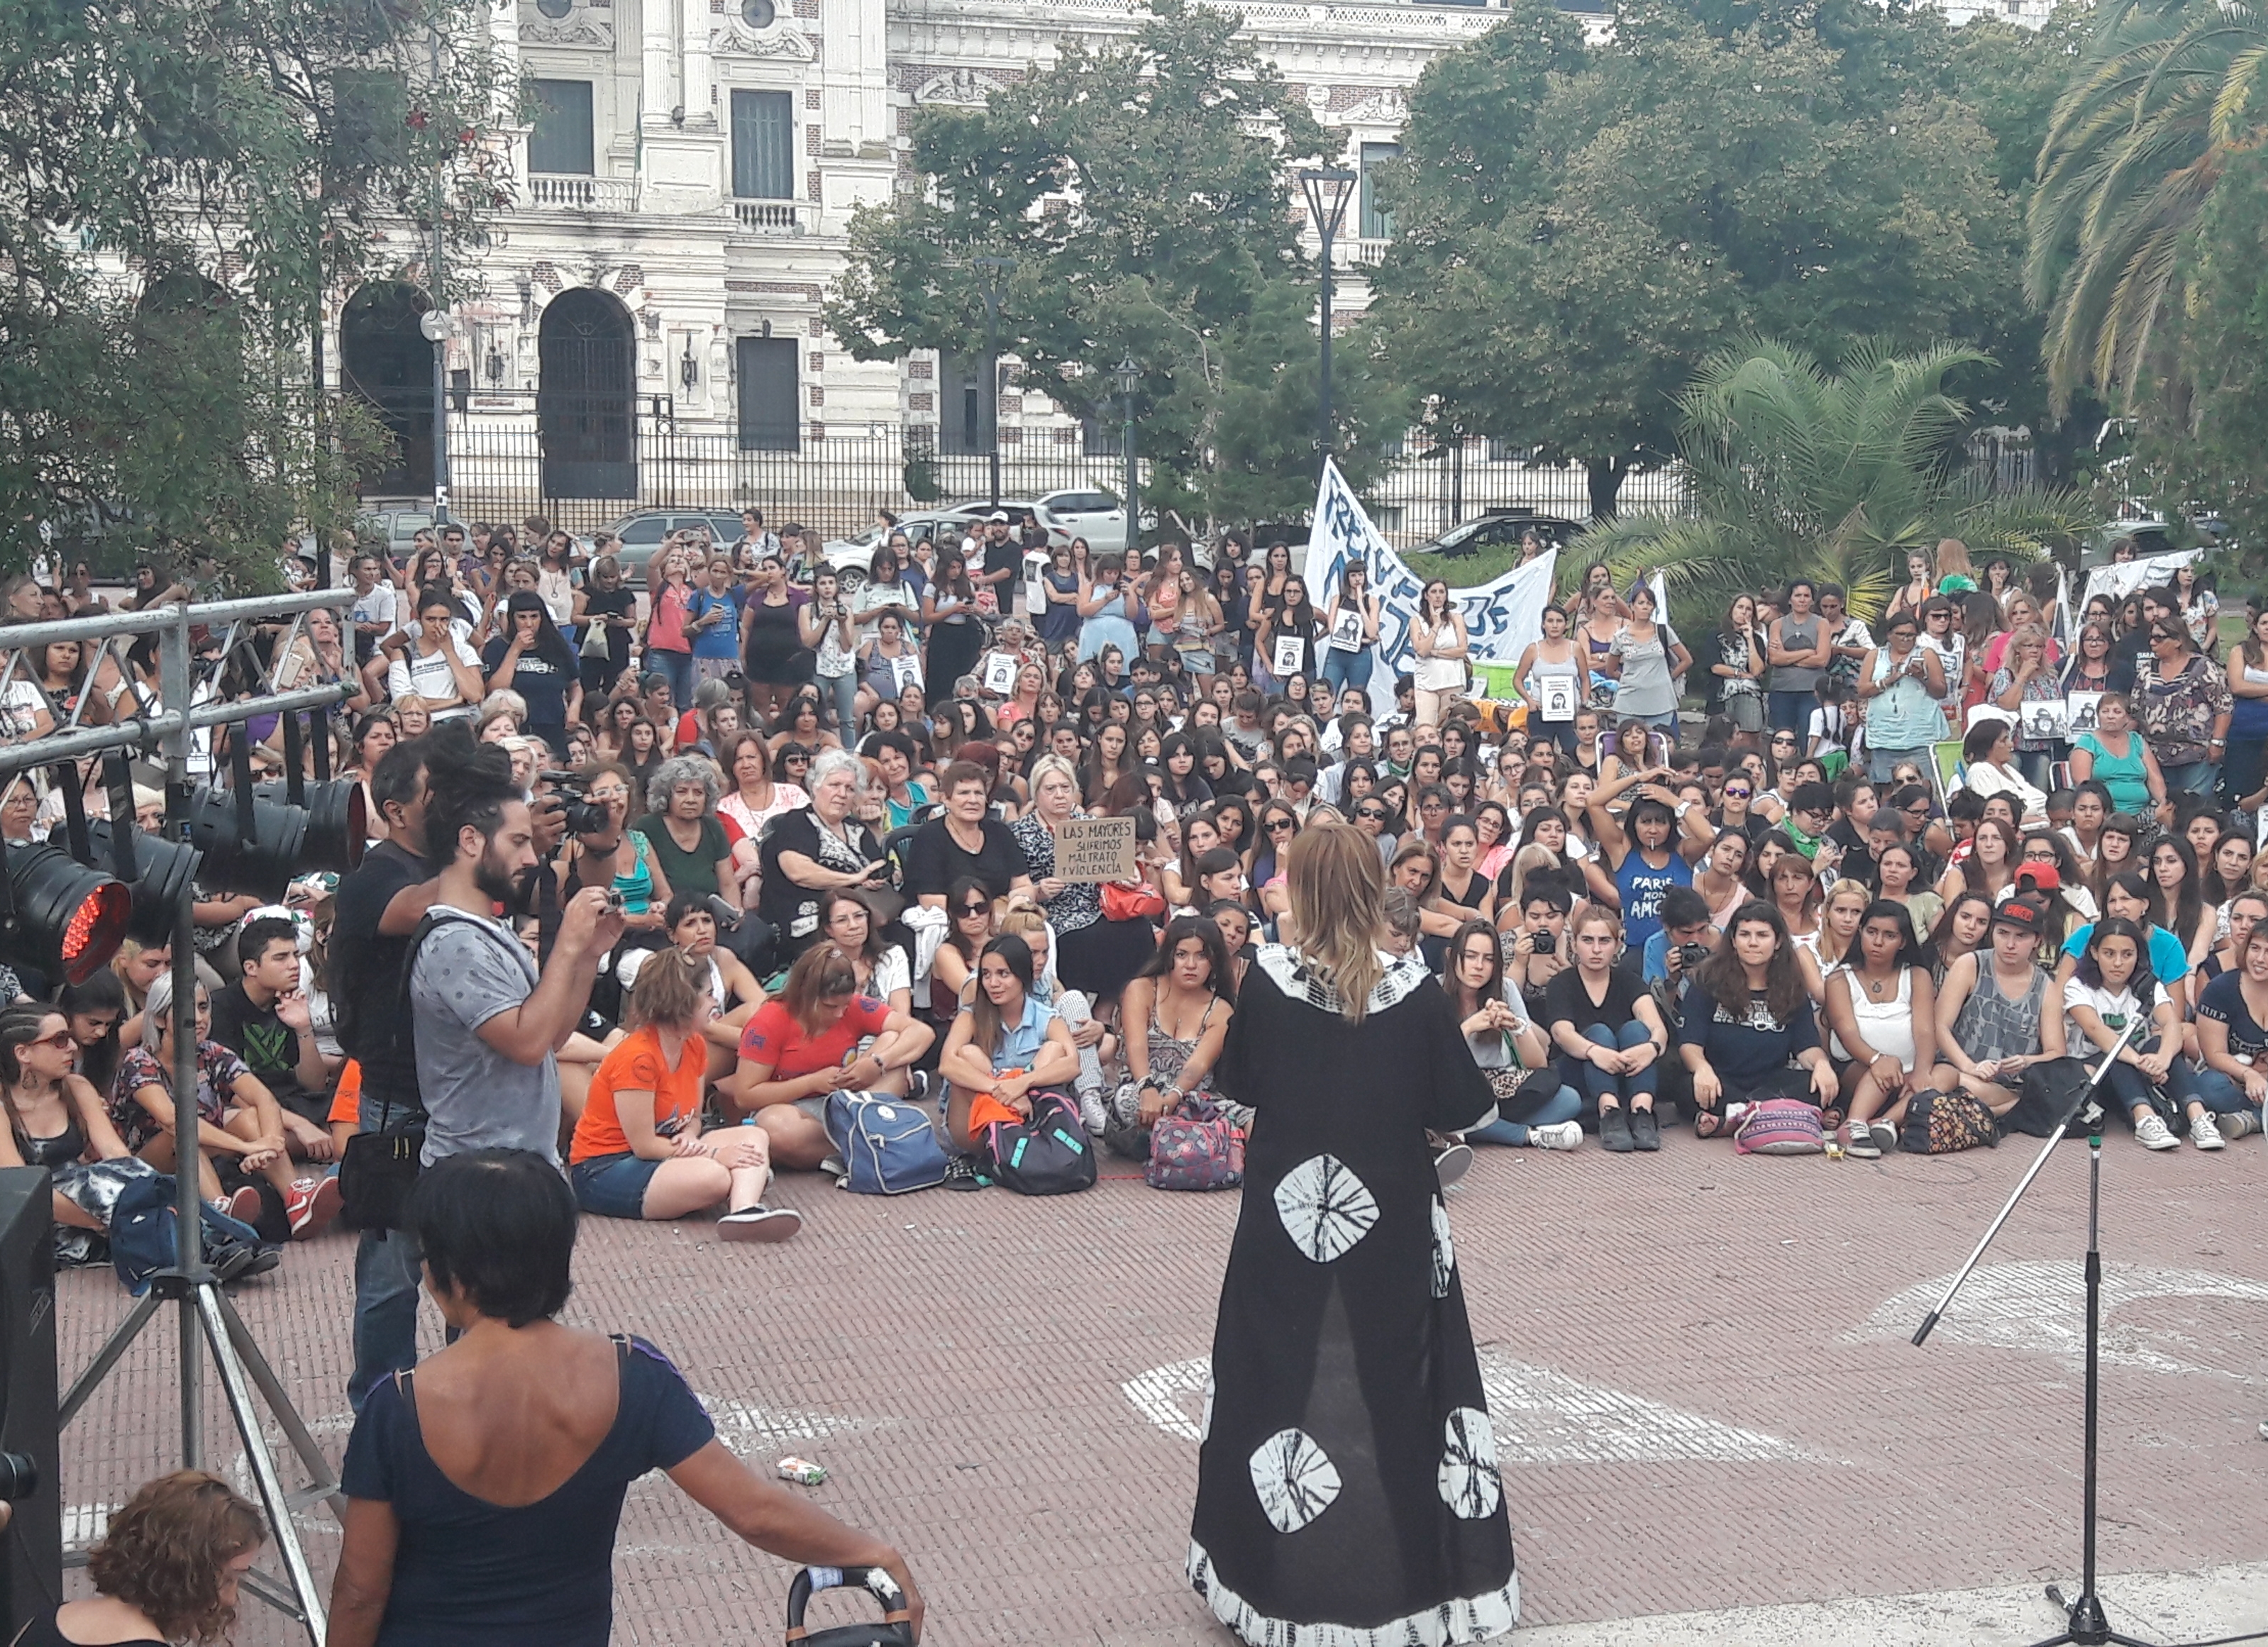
[{"left": 409, "top": 909, "right": 560, "bottom": 1168}]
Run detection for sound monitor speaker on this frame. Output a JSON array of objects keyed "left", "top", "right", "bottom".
[{"left": 0, "top": 1167, "right": 60, "bottom": 1643}]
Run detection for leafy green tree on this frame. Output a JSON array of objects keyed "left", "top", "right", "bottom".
[
  {"left": 825, "top": 0, "right": 1400, "bottom": 528},
  {"left": 1367, "top": 0, "right": 2023, "bottom": 518},
  {"left": 1576, "top": 340, "right": 2091, "bottom": 622},
  {"left": 2026, "top": 0, "right": 2268, "bottom": 413},
  {"left": 0, "top": 0, "right": 514, "bottom": 575},
  {"left": 1945, "top": 9, "right": 2105, "bottom": 485},
  {"left": 2129, "top": 144, "right": 2268, "bottom": 557}
]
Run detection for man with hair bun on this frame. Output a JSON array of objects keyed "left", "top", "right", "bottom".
[{"left": 409, "top": 727, "right": 626, "bottom": 1185}]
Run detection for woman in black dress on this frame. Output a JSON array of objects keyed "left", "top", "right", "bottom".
[
  {"left": 1191, "top": 821, "right": 1517, "bottom": 1645},
  {"left": 921, "top": 546, "right": 984, "bottom": 691}
]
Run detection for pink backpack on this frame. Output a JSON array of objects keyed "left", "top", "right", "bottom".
[{"left": 1146, "top": 1097, "right": 1244, "bottom": 1190}]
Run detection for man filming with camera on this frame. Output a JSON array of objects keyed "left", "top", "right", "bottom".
[{"left": 339, "top": 728, "right": 618, "bottom": 1408}]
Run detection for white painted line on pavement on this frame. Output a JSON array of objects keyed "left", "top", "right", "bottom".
[
  {"left": 1850, "top": 1260, "right": 2268, "bottom": 1379},
  {"left": 1122, "top": 1349, "right": 1817, "bottom": 1465},
  {"left": 1513, "top": 1559, "right": 2268, "bottom": 1647}
]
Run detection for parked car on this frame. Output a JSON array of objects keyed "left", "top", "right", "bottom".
[
  {"left": 603, "top": 509, "right": 750, "bottom": 585},
  {"left": 822, "top": 500, "right": 1071, "bottom": 592},
  {"left": 1410, "top": 509, "right": 1583, "bottom": 562},
  {"left": 1033, "top": 489, "right": 1129, "bottom": 554},
  {"left": 354, "top": 509, "right": 455, "bottom": 565}
]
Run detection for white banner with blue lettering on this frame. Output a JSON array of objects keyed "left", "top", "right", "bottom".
[{"left": 1306, "top": 458, "right": 1561, "bottom": 707}]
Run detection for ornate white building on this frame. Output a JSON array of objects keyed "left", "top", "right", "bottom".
[
  {"left": 341, "top": 0, "right": 2030, "bottom": 537},
  {"left": 337, "top": 0, "right": 1508, "bottom": 533}
]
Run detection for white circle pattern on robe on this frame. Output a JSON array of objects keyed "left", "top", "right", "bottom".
[
  {"left": 1273, "top": 1153, "right": 1380, "bottom": 1264},
  {"left": 1249, "top": 1426, "right": 1342, "bottom": 1534},
  {"left": 1438, "top": 1407, "right": 1502, "bottom": 1520},
  {"left": 1431, "top": 1197, "right": 1456, "bottom": 1299}
]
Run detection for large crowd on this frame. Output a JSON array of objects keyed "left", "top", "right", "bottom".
[
  {"left": 1, "top": 521, "right": 2262, "bottom": 1297},
  {"left": 13, "top": 517, "right": 2268, "bottom": 1645}
]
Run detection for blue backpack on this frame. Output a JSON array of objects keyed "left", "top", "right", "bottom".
[
  {"left": 824, "top": 1089, "right": 951, "bottom": 1195},
  {"left": 108, "top": 1172, "right": 268, "bottom": 1295}
]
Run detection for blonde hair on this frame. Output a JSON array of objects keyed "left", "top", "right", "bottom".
[
  {"left": 624, "top": 944, "right": 709, "bottom": 1031},
  {"left": 1285, "top": 822, "right": 1387, "bottom": 1023},
  {"left": 1027, "top": 753, "right": 1081, "bottom": 805},
  {"left": 1818, "top": 876, "right": 1874, "bottom": 968},
  {"left": 1504, "top": 843, "right": 1564, "bottom": 914},
  {"left": 997, "top": 899, "right": 1050, "bottom": 944}
]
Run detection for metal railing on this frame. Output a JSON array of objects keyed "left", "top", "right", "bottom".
[
  {"left": 525, "top": 173, "right": 640, "bottom": 212},
  {"left": 729, "top": 199, "right": 812, "bottom": 235},
  {"left": 375, "top": 401, "right": 2070, "bottom": 545}
]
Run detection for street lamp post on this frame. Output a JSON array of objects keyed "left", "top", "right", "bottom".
[
  {"left": 1297, "top": 168, "right": 1358, "bottom": 476},
  {"left": 974, "top": 256, "right": 1014, "bottom": 511},
  {"left": 424, "top": 26, "right": 451, "bottom": 527},
  {"left": 1115, "top": 355, "right": 1139, "bottom": 562}
]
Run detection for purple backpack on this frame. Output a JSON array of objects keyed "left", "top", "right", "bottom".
[{"left": 1145, "top": 1097, "right": 1244, "bottom": 1191}]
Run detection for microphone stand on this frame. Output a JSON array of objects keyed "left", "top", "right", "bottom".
[{"left": 1912, "top": 1011, "right": 2150, "bottom": 1647}]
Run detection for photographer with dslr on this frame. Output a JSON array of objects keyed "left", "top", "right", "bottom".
[{"left": 555, "top": 762, "right": 671, "bottom": 939}]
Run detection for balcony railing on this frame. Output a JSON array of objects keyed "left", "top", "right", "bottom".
[
  {"left": 730, "top": 199, "right": 812, "bottom": 236},
  {"left": 526, "top": 173, "right": 639, "bottom": 212}
]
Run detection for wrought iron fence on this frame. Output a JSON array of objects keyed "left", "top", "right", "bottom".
[
  {"left": 433, "top": 396, "right": 1122, "bottom": 538},
  {"left": 409, "top": 398, "right": 1704, "bottom": 545}
]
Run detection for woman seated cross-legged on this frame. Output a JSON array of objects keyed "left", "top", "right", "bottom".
[
  {"left": 568, "top": 946, "right": 798, "bottom": 1241},
  {"left": 1443, "top": 917, "right": 1582, "bottom": 1152},
  {"left": 1679, "top": 901, "right": 1837, "bottom": 1136},
  {"left": 731, "top": 944, "right": 934, "bottom": 1172},
  {"left": 937, "top": 934, "right": 1079, "bottom": 1172},
  {"left": 2191, "top": 919, "right": 2268, "bottom": 1144},
  {"left": 1823, "top": 900, "right": 1939, "bottom": 1158},
  {"left": 2062, "top": 916, "right": 2214, "bottom": 1150},
  {"left": 1544, "top": 907, "right": 1669, "bottom": 1152}
]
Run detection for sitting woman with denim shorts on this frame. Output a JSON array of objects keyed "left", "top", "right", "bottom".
[{"left": 568, "top": 947, "right": 799, "bottom": 1242}]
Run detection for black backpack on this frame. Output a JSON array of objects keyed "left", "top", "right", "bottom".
[{"left": 977, "top": 1089, "right": 1097, "bottom": 1196}]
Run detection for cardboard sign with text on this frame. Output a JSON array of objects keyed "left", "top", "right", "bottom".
[{"left": 1056, "top": 816, "right": 1138, "bottom": 883}]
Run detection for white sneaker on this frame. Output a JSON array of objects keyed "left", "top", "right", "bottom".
[
  {"left": 1529, "top": 1121, "right": 1583, "bottom": 1152},
  {"left": 1078, "top": 1087, "right": 1110, "bottom": 1135},
  {"left": 2220, "top": 1109, "right": 2258, "bottom": 1142},
  {"left": 2190, "top": 1112, "right": 2227, "bottom": 1150},
  {"left": 2135, "top": 1112, "right": 2179, "bottom": 1150}
]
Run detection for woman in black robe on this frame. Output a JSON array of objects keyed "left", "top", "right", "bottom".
[{"left": 1190, "top": 821, "right": 1518, "bottom": 1646}]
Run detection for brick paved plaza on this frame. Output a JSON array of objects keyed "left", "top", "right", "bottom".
[{"left": 53, "top": 1131, "right": 2268, "bottom": 1645}]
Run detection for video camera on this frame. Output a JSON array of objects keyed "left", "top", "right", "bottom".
[{"left": 539, "top": 772, "right": 615, "bottom": 838}]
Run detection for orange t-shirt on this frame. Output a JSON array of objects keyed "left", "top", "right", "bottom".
[
  {"left": 569, "top": 1026, "right": 707, "bottom": 1164},
  {"left": 328, "top": 1060, "right": 363, "bottom": 1125}
]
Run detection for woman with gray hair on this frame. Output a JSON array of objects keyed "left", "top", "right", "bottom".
[
  {"left": 1009, "top": 752, "right": 1154, "bottom": 1006},
  {"left": 631, "top": 754, "right": 775, "bottom": 972},
  {"left": 756, "top": 748, "right": 888, "bottom": 965}
]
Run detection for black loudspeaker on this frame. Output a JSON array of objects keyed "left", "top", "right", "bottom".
[{"left": 0, "top": 1167, "right": 60, "bottom": 1643}]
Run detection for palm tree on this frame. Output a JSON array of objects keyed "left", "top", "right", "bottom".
[
  {"left": 1575, "top": 340, "right": 2089, "bottom": 623},
  {"left": 2028, "top": 0, "right": 2268, "bottom": 411}
]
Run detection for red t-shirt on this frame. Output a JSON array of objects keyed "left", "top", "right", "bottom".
[{"left": 738, "top": 995, "right": 892, "bottom": 1082}]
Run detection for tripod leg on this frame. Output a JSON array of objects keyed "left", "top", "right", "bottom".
[
  {"left": 211, "top": 1287, "right": 344, "bottom": 1519},
  {"left": 58, "top": 1288, "right": 162, "bottom": 1428},
  {"left": 194, "top": 1285, "right": 329, "bottom": 1645}
]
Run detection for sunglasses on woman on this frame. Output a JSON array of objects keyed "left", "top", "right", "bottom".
[
  {"left": 27, "top": 1030, "right": 74, "bottom": 1051},
  {"left": 1266, "top": 817, "right": 1297, "bottom": 833},
  {"left": 1356, "top": 805, "right": 1388, "bottom": 821},
  {"left": 957, "top": 903, "right": 990, "bottom": 918}
]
